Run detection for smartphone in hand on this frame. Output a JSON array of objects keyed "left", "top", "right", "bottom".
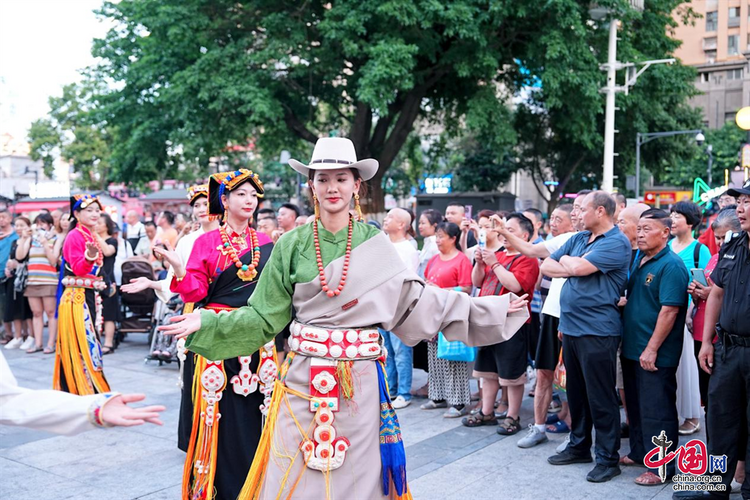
[{"left": 690, "top": 268, "right": 708, "bottom": 287}]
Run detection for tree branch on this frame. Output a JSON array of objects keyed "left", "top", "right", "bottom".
[{"left": 283, "top": 106, "right": 318, "bottom": 144}]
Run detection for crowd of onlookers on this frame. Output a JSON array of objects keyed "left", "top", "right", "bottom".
[{"left": 2, "top": 182, "right": 748, "bottom": 494}]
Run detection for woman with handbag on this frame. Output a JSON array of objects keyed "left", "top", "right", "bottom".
[
  {"left": 421, "top": 221, "right": 474, "bottom": 418},
  {"left": 15, "top": 213, "right": 59, "bottom": 354},
  {"left": 3, "top": 217, "right": 33, "bottom": 350}
]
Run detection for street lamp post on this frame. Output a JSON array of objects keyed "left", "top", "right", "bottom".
[{"left": 635, "top": 129, "right": 704, "bottom": 199}]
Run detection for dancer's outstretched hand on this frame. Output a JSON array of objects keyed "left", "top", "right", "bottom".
[
  {"left": 508, "top": 294, "right": 529, "bottom": 314},
  {"left": 101, "top": 394, "right": 165, "bottom": 427},
  {"left": 158, "top": 310, "right": 202, "bottom": 340}
]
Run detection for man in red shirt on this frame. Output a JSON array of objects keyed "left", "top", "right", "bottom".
[{"left": 462, "top": 212, "right": 540, "bottom": 436}]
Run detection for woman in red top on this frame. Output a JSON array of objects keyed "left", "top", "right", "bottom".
[
  {"left": 465, "top": 212, "right": 539, "bottom": 435},
  {"left": 421, "top": 222, "right": 474, "bottom": 418},
  {"left": 688, "top": 207, "right": 740, "bottom": 406},
  {"left": 54, "top": 194, "right": 110, "bottom": 395},
  {"left": 159, "top": 169, "right": 277, "bottom": 500}
]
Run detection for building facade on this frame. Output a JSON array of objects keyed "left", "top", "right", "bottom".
[{"left": 673, "top": 0, "right": 750, "bottom": 129}]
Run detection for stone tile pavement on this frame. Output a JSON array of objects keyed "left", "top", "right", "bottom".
[{"left": 1, "top": 335, "right": 707, "bottom": 499}]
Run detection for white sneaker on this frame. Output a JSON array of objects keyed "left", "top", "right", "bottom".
[
  {"left": 20, "top": 337, "right": 36, "bottom": 351},
  {"left": 4, "top": 337, "right": 22, "bottom": 350},
  {"left": 556, "top": 433, "right": 571, "bottom": 454},
  {"left": 392, "top": 396, "right": 411, "bottom": 409}
]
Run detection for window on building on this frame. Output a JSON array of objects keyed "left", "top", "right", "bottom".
[
  {"left": 706, "top": 11, "right": 718, "bottom": 31},
  {"left": 729, "top": 7, "right": 741, "bottom": 27},
  {"left": 728, "top": 34, "right": 740, "bottom": 55},
  {"left": 700, "top": 72, "right": 710, "bottom": 83},
  {"left": 727, "top": 68, "right": 744, "bottom": 80},
  {"left": 705, "top": 49, "right": 717, "bottom": 63}
]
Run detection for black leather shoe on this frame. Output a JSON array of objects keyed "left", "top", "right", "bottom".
[
  {"left": 586, "top": 464, "right": 621, "bottom": 483},
  {"left": 671, "top": 492, "right": 720, "bottom": 499},
  {"left": 547, "top": 450, "right": 593, "bottom": 466}
]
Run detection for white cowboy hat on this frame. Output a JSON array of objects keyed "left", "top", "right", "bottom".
[{"left": 289, "top": 137, "right": 379, "bottom": 181}]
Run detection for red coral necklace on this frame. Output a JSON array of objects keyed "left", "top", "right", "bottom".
[
  {"left": 313, "top": 215, "right": 352, "bottom": 297},
  {"left": 219, "top": 225, "right": 261, "bottom": 281}
]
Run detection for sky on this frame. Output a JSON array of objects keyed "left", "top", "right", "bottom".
[{"left": 0, "top": 0, "right": 111, "bottom": 142}]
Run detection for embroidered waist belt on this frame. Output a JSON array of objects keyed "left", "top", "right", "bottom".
[
  {"left": 289, "top": 321, "right": 383, "bottom": 360},
  {"left": 62, "top": 276, "right": 106, "bottom": 291}
]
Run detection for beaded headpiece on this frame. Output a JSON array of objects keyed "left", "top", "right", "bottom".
[
  {"left": 187, "top": 184, "right": 209, "bottom": 205},
  {"left": 208, "top": 169, "right": 265, "bottom": 216},
  {"left": 69, "top": 194, "right": 103, "bottom": 215}
]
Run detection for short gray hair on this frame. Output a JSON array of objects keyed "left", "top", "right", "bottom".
[
  {"left": 712, "top": 206, "right": 740, "bottom": 233},
  {"left": 589, "top": 191, "right": 617, "bottom": 218}
]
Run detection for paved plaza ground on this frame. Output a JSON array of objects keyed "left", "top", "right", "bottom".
[{"left": 1, "top": 334, "right": 708, "bottom": 499}]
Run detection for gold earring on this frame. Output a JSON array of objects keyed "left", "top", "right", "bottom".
[
  {"left": 223, "top": 209, "right": 228, "bottom": 223},
  {"left": 313, "top": 193, "right": 320, "bottom": 219},
  {"left": 354, "top": 193, "right": 363, "bottom": 221}
]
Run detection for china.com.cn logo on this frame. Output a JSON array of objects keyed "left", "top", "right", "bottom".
[{"left": 645, "top": 431, "right": 727, "bottom": 486}]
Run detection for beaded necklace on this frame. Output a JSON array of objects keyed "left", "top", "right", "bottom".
[
  {"left": 219, "top": 224, "right": 261, "bottom": 281},
  {"left": 313, "top": 215, "right": 353, "bottom": 297}
]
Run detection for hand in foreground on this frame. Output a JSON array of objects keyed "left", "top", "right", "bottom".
[
  {"left": 639, "top": 347, "right": 658, "bottom": 372},
  {"left": 508, "top": 293, "right": 529, "bottom": 314},
  {"left": 101, "top": 394, "right": 165, "bottom": 427},
  {"left": 490, "top": 215, "right": 506, "bottom": 234},
  {"left": 158, "top": 310, "right": 202, "bottom": 340},
  {"left": 121, "top": 277, "right": 154, "bottom": 294},
  {"left": 698, "top": 342, "right": 714, "bottom": 375},
  {"left": 152, "top": 242, "right": 183, "bottom": 275},
  {"left": 85, "top": 241, "right": 100, "bottom": 259}
]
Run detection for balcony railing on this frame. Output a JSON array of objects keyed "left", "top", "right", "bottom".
[
  {"left": 703, "top": 38, "right": 718, "bottom": 50},
  {"left": 728, "top": 16, "right": 740, "bottom": 28}
]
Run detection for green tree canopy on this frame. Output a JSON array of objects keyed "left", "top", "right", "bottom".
[{"left": 34, "top": 0, "right": 704, "bottom": 209}]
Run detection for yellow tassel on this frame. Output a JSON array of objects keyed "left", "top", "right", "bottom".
[
  {"left": 237, "top": 379, "right": 286, "bottom": 500},
  {"left": 54, "top": 288, "right": 110, "bottom": 394},
  {"left": 313, "top": 194, "right": 320, "bottom": 220},
  {"left": 354, "top": 193, "right": 364, "bottom": 221},
  {"left": 336, "top": 360, "right": 354, "bottom": 401},
  {"left": 182, "top": 356, "right": 226, "bottom": 500}
]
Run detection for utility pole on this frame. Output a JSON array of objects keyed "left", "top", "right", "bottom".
[{"left": 602, "top": 20, "right": 619, "bottom": 194}]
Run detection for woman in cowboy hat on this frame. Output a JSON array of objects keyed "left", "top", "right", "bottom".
[
  {"left": 54, "top": 194, "right": 111, "bottom": 395},
  {"left": 153, "top": 171, "right": 279, "bottom": 500},
  {"left": 161, "top": 137, "right": 529, "bottom": 500}
]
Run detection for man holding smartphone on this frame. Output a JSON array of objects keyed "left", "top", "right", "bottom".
[{"left": 444, "top": 203, "right": 477, "bottom": 249}]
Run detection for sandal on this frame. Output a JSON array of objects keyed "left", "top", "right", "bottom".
[
  {"left": 546, "top": 420, "right": 570, "bottom": 434},
  {"left": 619, "top": 455, "right": 640, "bottom": 467},
  {"left": 443, "top": 406, "right": 468, "bottom": 418},
  {"left": 43, "top": 346, "right": 55, "bottom": 354},
  {"left": 546, "top": 413, "right": 560, "bottom": 425},
  {"left": 496, "top": 416, "right": 522, "bottom": 436},
  {"left": 420, "top": 400, "right": 448, "bottom": 410},
  {"left": 461, "top": 410, "right": 498, "bottom": 427},
  {"left": 634, "top": 471, "right": 664, "bottom": 486},
  {"left": 26, "top": 345, "right": 43, "bottom": 354},
  {"left": 678, "top": 420, "right": 700, "bottom": 435},
  {"left": 101, "top": 345, "right": 115, "bottom": 355}
]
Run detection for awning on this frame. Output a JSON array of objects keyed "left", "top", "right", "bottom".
[{"left": 11, "top": 200, "right": 69, "bottom": 213}]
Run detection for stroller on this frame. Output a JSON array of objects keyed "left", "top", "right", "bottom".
[
  {"left": 146, "top": 294, "right": 184, "bottom": 365},
  {"left": 117, "top": 257, "right": 157, "bottom": 347}
]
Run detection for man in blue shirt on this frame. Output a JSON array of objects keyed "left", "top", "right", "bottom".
[
  {"left": 0, "top": 209, "right": 20, "bottom": 342},
  {"left": 541, "top": 191, "right": 631, "bottom": 483},
  {"left": 621, "top": 209, "right": 688, "bottom": 486}
]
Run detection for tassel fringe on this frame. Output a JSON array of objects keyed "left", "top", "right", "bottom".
[
  {"left": 53, "top": 287, "right": 110, "bottom": 394},
  {"left": 182, "top": 356, "right": 227, "bottom": 500}
]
